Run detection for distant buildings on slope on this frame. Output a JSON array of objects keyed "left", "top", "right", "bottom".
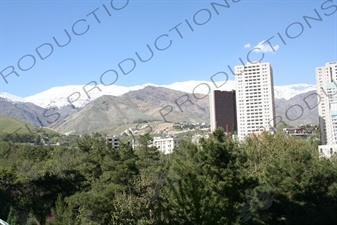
[
  {"left": 282, "top": 127, "right": 317, "bottom": 135},
  {"left": 106, "top": 134, "right": 186, "bottom": 154}
]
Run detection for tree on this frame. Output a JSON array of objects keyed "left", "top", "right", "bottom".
[
  {"left": 110, "top": 135, "right": 167, "bottom": 224},
  {"left": 7, "top": 206, "right": 20, "bottom": 225},
  {"left": 26, "top": 212, "right": 39, "bottom": 225},
  {"left": 251, "top": 138, "right": 337, "bottom": 224},
  {"left": 163, "top": 128, "right": 256, "bottom": 224}
]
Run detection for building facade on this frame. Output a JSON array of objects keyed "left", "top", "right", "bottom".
[
  {"left": 316, "top": 62, "right": 337, "bottom": 145},
  {"left": 209, "top": 90, "right": 237, "bottom": 134},
  {"left": 152, "top": 136, "right": 185, "bottom": 154},
  {"left": 106, "top": 135, "right": 120, "bottom": 149},
  {"left": 318, "top": 145, "right": 337, "bottom": 158},
  {"left": 234, "top": 62, "right": 276, "bottom": 141},
  {"left": 316, "top": 62, "right": 337, "bottom": 157}
]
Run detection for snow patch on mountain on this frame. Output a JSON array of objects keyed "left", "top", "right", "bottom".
[
  {"left": 24, "top": 84, "right": 154, "bottom": 108},
  {"left": 161, "top": 80, "right": 316, "bottom": 100},
  {"left": 273, "top": 83, "right": 316, "bottom": 100},
  {"left": 0, "top": 92, "right": 26, "bottom": 102}
]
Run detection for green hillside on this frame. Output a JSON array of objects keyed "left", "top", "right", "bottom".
[{"left": 0, "top": 115, "right": 59, "bottom": 135}]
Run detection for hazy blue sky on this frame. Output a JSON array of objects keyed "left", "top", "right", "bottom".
[{"left": 0, "top": 0, "right": 336, "bottom": 97}]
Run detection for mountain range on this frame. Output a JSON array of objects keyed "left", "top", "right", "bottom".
[
  {"left": 0, "top": 81, "right": 319, "bottom": 135},
  {"left": 1, "top": 80, "right": 316, "bottom": 108}
]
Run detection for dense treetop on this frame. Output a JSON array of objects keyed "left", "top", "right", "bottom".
[{"left": 0, "top": 129, "right": 336, "bottom": 224}]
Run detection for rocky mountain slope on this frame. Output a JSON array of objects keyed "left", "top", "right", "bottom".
[
  {"left": 0, "top": 97, "right": 49, "bottom": 127},
  {"left": 0, "top": 97, "right": 77, "bottom": 128},
  {"left": 52, "top": 86, "right": 209, "bottom": 134},
  {"left": 274, "top": 90, "right": 318, "bottom": 126}
]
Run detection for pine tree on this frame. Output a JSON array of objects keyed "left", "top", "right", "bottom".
[
  {"left": 7, "top": 206, "right": 20, "bottom": 225},
  {"left": 254, "top": 137, "right": 337, "bottom": 224},
  {"left": 164, "top": 128, "right": 256, "bottom": 224},
  {"left": 46, "top": 194, "right": 69, "bottom": 225},
  {"left": 25, "top": 212, "right": 38, "bottom": 225}
]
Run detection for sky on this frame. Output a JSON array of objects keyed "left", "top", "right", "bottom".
[{"left": 0, "top": 0, "right": 336, "bottom": 97}]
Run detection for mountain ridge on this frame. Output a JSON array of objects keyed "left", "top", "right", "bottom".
[
  {"left": 51, "top": 86, "right": 319, "bottom": 135},
  {"left": 1, "top": 82, "right": 319, "bottom": 133},
  {"left": 1, "top": 81, "right": 317, "bottom": 109},
  {"left": 51, "top": 86, "right": 210, "bottom": 134}
]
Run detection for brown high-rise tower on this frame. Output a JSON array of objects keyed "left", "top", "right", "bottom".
[{"left": 209, "top": 90, "right": 237, "bottom": 135}]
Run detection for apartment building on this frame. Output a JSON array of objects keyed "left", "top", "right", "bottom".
[
  {"left": 316, "top": 62, "right": 337, "bottom": 157},
  {"left": 152, "top": 135, "right": 185, "bottom": 154},
  {"left": 106, "top": 135, "right": 120, "bottom": 149},
  {"left": 209, "top": 90, "right": 237, "bottom": 134},
  {"left": 234, "top": 62, "right": 276, "bottom": 141}
]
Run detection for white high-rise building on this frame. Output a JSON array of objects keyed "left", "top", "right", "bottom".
[
  {"left": 234, "top": 62, "right": 276, "bottom": 141},
  {"left": 316, "top": 62, "right": 337, "bottom": 158}
]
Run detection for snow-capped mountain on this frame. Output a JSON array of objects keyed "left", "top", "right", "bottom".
[
  {"left": 273, "top": 83, "right": 317, "bottom": 100},
  {"left": 159, "top": 81, "right": 316, "bottom": 100},
  {"left": 2, "top": 80, "right": 316, "bottom": 108},
  {"left": 0, "top": 92, "right": 26, "bottom": 103},
  {"left": 23, "top": 83, "right": 155, "bottom": 108}
]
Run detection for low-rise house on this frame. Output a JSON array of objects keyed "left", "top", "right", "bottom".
[{"left": 318, "top": 144, "right": 337, "bottom": 158}]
